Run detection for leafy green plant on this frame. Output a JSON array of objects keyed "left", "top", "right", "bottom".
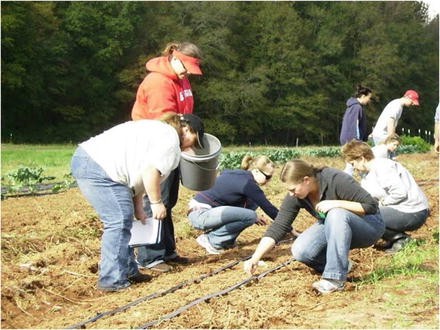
[
  {"left": 219, "top": 139, "right": 429, "bottom": 170},
  {"left": 5, "top": 166, "right": 54, "bottom": 194},
  {"left": 303, "top": 146, "right": 341, "bottom": 157},
  {"left": 51, "top": 173, "right": 76, "bottom": 193},
  {"left": 399, "top": 135, "right": 431, "bottom": 153}
]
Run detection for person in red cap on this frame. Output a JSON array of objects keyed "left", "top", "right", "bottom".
[
  {"left": 131, "top": 41, "right": 203, "bottom": 273},
  {"left": 371, "top": 90, "right": 420, "bottom": 146},
  {"left": 132, "top": 42, "right": 203, "bottom": 120}
]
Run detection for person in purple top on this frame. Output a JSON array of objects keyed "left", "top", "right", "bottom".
[
  {"left": 187, "top": 155, "right": 278, "bottom": 254},
  {"left": 340, "top": 85, "right": 373, "bottom": 175},
  {"left": 340, "top": 85, "right": 373, "bottom": 145}
]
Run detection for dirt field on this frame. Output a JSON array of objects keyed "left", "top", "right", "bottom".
[{"left": 1, "top": 153, "right": 438, "bottom": 329}]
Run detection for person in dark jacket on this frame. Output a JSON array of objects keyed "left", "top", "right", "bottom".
[
  {"left": 244, "top": 159, "right": 384, "bottom": 294},
  {"left": 188, "top": 155, "right": 278, "bottom": 254},
  {"left": 340, "top": 85, "right": 372, "bottom": 175},
  {"left": 340, "top": 85, "right": 372, "bottom": 145}
]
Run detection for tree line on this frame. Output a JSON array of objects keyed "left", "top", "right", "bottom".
[{"left": 1, "top": 1, "right": 438, "bottom": 145}]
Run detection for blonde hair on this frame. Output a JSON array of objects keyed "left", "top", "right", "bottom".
[
  {"left": 158, "top": 112, "right": 183, "bottom": 135},
  {"left": 341, "top": 140, "right": 374, "bottom": 162},
  {"left": 384, "top": 133, "right": 401, "bottom": 145},
  {"left": 162, "top": 42, "right": 203, "bottom": 60},
  {"left": 158, "top": 112, "right": 199, "bottom": 140},
  {"left": 280, "top": 159, "right": 321, "bottom": 184},
  {"left": 241, "top": 155, "right": 274, "bottom": 174}
]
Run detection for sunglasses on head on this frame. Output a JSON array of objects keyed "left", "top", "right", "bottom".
[{"left": 259, "top": 169, "right": 272, "bottom": 180}]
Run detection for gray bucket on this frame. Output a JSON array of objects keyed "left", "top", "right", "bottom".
[{"left": 180, "top": 133, "right": 221, "bottom": 191}]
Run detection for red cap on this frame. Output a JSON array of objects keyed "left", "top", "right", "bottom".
[
  {"left": 173, "top": 50, "right": 202, "bottom": 75},
  {"left": 404, "top": 90, "right": 420, "bottom": 106}
]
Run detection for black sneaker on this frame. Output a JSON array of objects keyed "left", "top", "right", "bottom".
[
  {"left": 385, "top": 237, "right": 412, "bottom": 254},
  {"left": 167, "top": 255, "right": 191, "bottom": 264},
  {"left": 128, "top": 273, "right": 152, "bottom": 283}
]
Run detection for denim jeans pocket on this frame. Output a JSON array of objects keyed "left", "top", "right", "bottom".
[
  {"left": 71, "top": 153, "right": 88, "bottom": 179},
  {"left": 71, "top": 147, "right": 106, "bottom": 180}
]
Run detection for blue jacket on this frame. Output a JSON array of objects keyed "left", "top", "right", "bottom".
[
  {"left": 194, "top": 169, "right": 278, "bottom": 220},
  {"left": 339, "top": 97, "right": 368, "bottom": 145}
]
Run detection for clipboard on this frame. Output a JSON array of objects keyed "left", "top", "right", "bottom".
[{"left": 129, "top": 218, "right": 162, "bottom": 247}]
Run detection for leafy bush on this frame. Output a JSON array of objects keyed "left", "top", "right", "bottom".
[
  {"left": 5, "top": 166, "right": 54, "bottom": 193},
  {"left": 399, "top": 135, "right": 431, "bottom": 154},
  {"left": 2, "top": 166, "right": 74, "bottom": 196},
  {"left": 219, "top": 139, "right": 429, "bottom": 170},
  {"left": 51, "top": 173, "right": 76, "bottom": 193},
  {"left": 302, "top": 147, "right": 341, "bottom": 157}
]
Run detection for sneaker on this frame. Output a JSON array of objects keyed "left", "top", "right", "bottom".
[
  {"left": 128, "top": 272, "right": 152, "bottom": 284},
  {"left": 385, "top": 236, "right": 412, "bottom": 254},
  {"left": 98, "top": 281, "right": 131, "bottom": 292},
  {"left": 148, "top": 262, "right": 172, "bottom": 273},
  {"left": 312, "top": 279, "right": 344, "bottom": 294},
  {"left": 166, "top": 255, "right": 191, "bottom": 264},
  {"left": 196, "top": 234, "right": 224, "bottom": 255}
]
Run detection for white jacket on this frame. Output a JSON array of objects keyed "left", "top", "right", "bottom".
[{"left": 361, "top": 158, "right": 429, "bottom": 213}]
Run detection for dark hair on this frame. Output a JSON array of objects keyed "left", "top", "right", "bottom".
[{"left": 355, "top": 85, "right": 372, "bottom": 98}]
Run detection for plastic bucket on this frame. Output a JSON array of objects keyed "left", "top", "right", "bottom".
[{"left": 180, "top": 133, "right": 221, "bottom": 191}]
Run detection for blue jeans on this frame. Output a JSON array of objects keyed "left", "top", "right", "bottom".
[
  {"left": 291, "top": 208, "right": 385, "bottom": 281},
  {"left": 188, "top": 206, "right": 257, "bottom": 249},
  {"left": 71, "top": 147, "right": 139, "bottom": 290}
]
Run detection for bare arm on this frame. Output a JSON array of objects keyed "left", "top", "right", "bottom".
[
  {"left": 142, "top": 166, "right": 167, "bottom": 220},
  {"left": 386, "top": 117, "right": 396, "bottom": 137},
  {"left": 243, "top": 237, "right": 276, "bottom": 275}
]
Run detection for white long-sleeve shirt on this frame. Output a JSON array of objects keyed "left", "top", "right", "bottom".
[{"left": 361, "top": 158, "right": 429, "bottom": 213}]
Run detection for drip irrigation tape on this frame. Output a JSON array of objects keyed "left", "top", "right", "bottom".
[
  {"left": 138, "top": 258, "right": 295, "bottom": 329},
  {"left": 66, "top": 238, "right": 294, "bottom": 329}
]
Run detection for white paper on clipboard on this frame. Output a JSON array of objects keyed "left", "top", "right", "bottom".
[{"left": 129, "top": 218, "right": 162, "bottom": 247}]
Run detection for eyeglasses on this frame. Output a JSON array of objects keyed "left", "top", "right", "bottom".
[
  {"left": 179, "top": 58, "right": 187, "bottom": 72},
  {"left": 259, "top": 170, "right": 272, "bottom": 180}
]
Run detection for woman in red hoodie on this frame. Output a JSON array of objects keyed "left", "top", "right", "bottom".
[{"left": 131, "top": 42, "right": 203, "bottom": 273}]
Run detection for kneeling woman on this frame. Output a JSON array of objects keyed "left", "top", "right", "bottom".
[
  {"left": 188, "top": 155, "right": 278, "bottom": 254},
  {"left": 244, "top": 159, "right": 385, "bottom": 294},
  {"left": 342, "top": 140, "right": 430, "bottom": 253}
]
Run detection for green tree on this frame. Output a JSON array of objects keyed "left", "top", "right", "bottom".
[
  {"left": 1, "top": 1, "right": 438, "bottom": 145},
  {"left": 2, "top": 2, "right": 60, "bottom": 142}
]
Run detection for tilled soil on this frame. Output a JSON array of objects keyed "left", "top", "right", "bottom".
[{"left": 1, "top": 154, "right": 438, "bottom": 329}]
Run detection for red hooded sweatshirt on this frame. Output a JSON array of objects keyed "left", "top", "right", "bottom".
[{"left": 131, "top": 57, "right": 194, "bottom": 120}]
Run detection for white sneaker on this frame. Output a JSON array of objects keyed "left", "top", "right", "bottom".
[
  {"left": 196, "top": 234, "right": 224, "bottom": 255},
  {"left": 312, "top": 279, "right": 344, "bottom": 294}
]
